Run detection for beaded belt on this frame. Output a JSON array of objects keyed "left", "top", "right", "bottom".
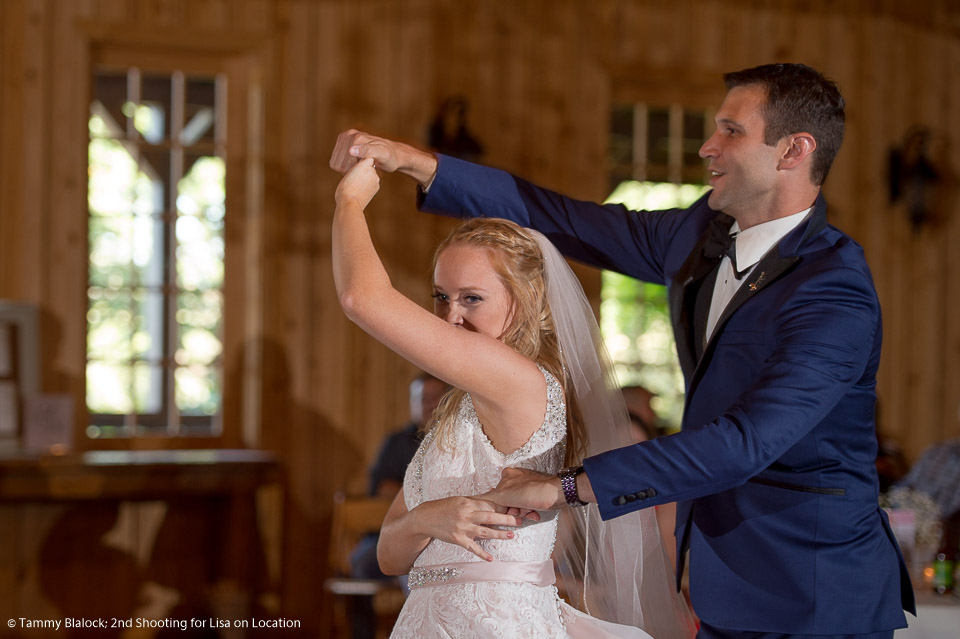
[{"left": 407, "top": 560, "right": 556, "bottom": 590}]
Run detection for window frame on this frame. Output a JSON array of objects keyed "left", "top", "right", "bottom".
[
  {"left": 601, "top": 70, "right": 723, "bottom": 431},
  {"left": 81, "top": 37, "right": 265, "bottom": 451},
  {"left": 87, "top": 65, "right": 227, "bottom": 437}
]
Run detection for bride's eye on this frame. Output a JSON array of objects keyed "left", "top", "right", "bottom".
[
  {"left": 432, "top": 292, "right": 449, "bottom": 302},
  {"left": 464, "top": 295, "right": 482, "bottom": 304}
]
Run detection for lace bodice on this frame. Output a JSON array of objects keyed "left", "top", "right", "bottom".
[
  {"left": 403, "top": 365, "right": 567, "bottom": 566},
  {"left": 390, "top": 366, "right": 654, "bottom": 638}
]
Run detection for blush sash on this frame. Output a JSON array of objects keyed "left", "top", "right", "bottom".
[{"left": 407, "top": 560, "right": 556, "bottom": 590}]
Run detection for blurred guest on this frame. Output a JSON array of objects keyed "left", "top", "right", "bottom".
[
  {"left": 365, "top": 373, "right": 448, "bottom": 501},
  {"left": 876, "top": 436, "right": 908, "bottom": 493},
  {"left": 874, "top": 401, "right": 908, "bottom": 493},
  {"left": 621, "top": 384, "right": 666, "bottom": 442},
  {"left": 894, "top": 437, "right": 960, "bottom": 519},
  {"left": 348, "top": 372, "right": 447, "bottom": 638}
]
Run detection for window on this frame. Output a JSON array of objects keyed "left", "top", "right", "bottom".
[
  {"left": 602, "top": 104, "right": 710, "bottom": 431},
  {"left": 608, "top": 103, "right": 710, "bottom": 188},
  {"left": 87, "top": 67, "right": 226, "bottom": 439}
]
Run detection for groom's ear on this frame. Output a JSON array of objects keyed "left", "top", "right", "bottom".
[{"left": 777, "top": 133, "right": 816, "bottom": 173}]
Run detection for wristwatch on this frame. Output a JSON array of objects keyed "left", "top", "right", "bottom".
[{"left": 558, "top": 466, "right": 586, "bottom": 507}]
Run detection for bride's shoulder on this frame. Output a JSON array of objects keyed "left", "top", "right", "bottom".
[
  {"left": 494, "top": 363, "right": 567, "bottom": 462},
  {"left": 535, "top": 364, "right": 566, "bottom": 410}
]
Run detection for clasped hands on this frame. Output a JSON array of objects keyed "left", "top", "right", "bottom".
[
  {"left": 332, "top": 129, "right": 430, "bottom": 211},
  {"left": 425, "top": 468, "right": 565, "bottom": 562},
  {"left": 330, "top": 129, "right": 406, "bottom": 175},
  {"left": 330, "top": 128, "right": 439, "bottom": 188}
]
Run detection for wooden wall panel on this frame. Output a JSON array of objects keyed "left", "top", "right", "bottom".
[
  {"left": 945, "top": 35, "right": 960, "bottom": 444},
  {"left": 0, "top": 0, "right": 46, "bottom": 303},
  {"left": 1, "top": 1, "right": 960, "bottom": 636},
  {"left": 23, "top": 0, "right": 51, "bottom": 304},
  {"left": 90, "top": 0, "right": 130, "bottom": 23},
  {"left": 46, "top": 1, "right": 92, "bottom": 401},
  {"left": 907, "top": 26, "right": 948, "bottom": 461},
  {"left": 820, "top": 10, "right": 859, "bottom": 236},
  {"left": 857, "top": 15, "right": 895, "bottom": 436},
  {"left": 184, "top": 0, "right": 230, "bottom": 28},
  {"left": 269, "top": 0, "right": 323, "bottom": 630},
  {"left": 0, "top": 0, "right": 20, "bottom": 298}
]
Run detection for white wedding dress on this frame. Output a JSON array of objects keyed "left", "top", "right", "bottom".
[{"left": 389, "top": 367, "right": 653, "bottom": 639}]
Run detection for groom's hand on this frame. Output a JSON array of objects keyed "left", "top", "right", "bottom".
[
  {"left": 330, "top": 129, "right": 438, "bottom": 188},
  {"left": 484, "top": 468, "right": 566, "bottom": 512},
  {"left": 329, "top": 129, "right": 398, "bottom": 173}
]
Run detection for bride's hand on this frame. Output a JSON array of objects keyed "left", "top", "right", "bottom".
[
  {"left": 334, "top": 157, "right": 380, "bottom": 210},
  {"left": 414, "top": 496, "right": 521, "bottom": 562}
]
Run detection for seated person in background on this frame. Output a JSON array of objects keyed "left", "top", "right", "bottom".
[
  {"left": 876, "top": 435, "right": 908, "bottom": 494},
  {"left": 621, "top": 384, "right": 666, "bottom": 442},
  {"left": 350, "top": 372, "right": 449, "bottom": 580},
  {"left": 894, "top": 437, "right": 960, "bottom": 520},
  {"left": 874, "top": 400, "right": 908, "bottom": 493},
  {"left": 347, "top": 373, "right": 447, "bottom": 639}
]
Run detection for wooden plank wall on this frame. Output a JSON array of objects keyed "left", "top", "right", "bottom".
[{"left": 0, "top": 0, "right": 958, "bottom": 636}]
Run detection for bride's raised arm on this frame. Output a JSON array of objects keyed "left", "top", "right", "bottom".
[
  {"left": 332, "top": 159, "right": 543, "bottom": 572},
  {"left": 333, "top": 161, "right": 545, "bottom": 439}
]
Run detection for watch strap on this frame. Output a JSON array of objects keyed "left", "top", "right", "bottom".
[{"left": 559, "top": 466, "right": 586, "bottom": 507}]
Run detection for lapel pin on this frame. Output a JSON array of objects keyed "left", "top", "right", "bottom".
[{"left": 749, "top": 271, "right": 766, "bottom": 291}]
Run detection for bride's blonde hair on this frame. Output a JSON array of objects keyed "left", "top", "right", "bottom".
[{"left": 428, "top": 218, "right": 587, "bottom": 466}]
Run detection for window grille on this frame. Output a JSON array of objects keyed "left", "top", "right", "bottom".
[{"left": 87, "top": 67, "right": 226, "bottom": 438}]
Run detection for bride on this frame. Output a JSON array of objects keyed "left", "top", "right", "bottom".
[{"left": 333, "top": 158, "right": 695, "bottom": 638}]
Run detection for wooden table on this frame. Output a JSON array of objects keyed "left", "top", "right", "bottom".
[{"left": 0, "top": 449, "right": 282, "bottom": 636}]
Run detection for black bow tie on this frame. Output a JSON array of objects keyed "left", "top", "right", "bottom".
[{"left": 703, "top": 231, "right": 748, "bottom": 280}]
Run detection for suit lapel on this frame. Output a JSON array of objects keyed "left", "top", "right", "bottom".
[
  {"left": 688, "top": 197, "right": 829, "bottom": 394},
  {"left": 707, "top": 251, "right": 799, "bottom": 346},
  {"left": 693, "top": 264, "right": 721, "bottom": 360},
  {"left": 669, "top": 213, "right": 735, "bottom": 379}
]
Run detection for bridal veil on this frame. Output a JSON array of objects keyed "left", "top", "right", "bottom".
[{"left": 530, "top": 229, "right": 697, "bottom": 638}]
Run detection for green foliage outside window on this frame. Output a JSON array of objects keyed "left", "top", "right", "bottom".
[
  {"left": 87, "top": 82, "right": 225, "bottom": 434},
  {"left": 600, "top": 181, "right": 709, "bottom": 431}
]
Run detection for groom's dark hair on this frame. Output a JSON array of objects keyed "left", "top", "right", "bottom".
[{"left": 724, "top": 63, "right": 845, "bottom": 186}]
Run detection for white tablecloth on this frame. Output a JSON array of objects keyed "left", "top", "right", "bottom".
[{"left": 895, "top": 591, "right": 960, "bottom": 638}]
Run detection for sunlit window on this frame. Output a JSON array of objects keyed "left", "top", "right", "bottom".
[
  {"left": 602, "top": 103, "right": 710, "bottom": 431},
  {"left": 87, "top": 68, "right": 226, "bottom": 438}
]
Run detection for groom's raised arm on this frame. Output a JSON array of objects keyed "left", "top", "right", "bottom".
[
  {"left": 418, "top": 153, "right": 688, "bottom": 283},
  {"left": 330, "top": 128, "right": 694, "bottom": 285}
]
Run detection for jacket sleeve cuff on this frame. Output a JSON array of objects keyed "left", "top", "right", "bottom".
[{"left": 584, "top": 449, "right": 662, "bottom": 520}]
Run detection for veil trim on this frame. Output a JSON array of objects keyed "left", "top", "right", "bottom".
[{"left": 529, "top": 229, "right": 697, "bottom": 637}]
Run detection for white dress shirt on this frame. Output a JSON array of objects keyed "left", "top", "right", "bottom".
[{"left": 705, "top": 208, "right": 812, "bottom": 342}]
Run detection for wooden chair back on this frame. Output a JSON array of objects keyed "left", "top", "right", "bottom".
[
  {"left": 325, "top": 493, "right": 403, "bottom": 637},
  {"left": 328, "top": 493, "right": 393, "bottom": 576}
]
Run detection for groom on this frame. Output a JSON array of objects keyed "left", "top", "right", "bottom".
[{"left": 330, "top": 63, "right": 915, "bottom": 638}]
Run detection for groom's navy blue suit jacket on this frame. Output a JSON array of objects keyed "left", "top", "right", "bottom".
[{"left": 419, "top": 154, "right": 914, "bottom": 635}]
